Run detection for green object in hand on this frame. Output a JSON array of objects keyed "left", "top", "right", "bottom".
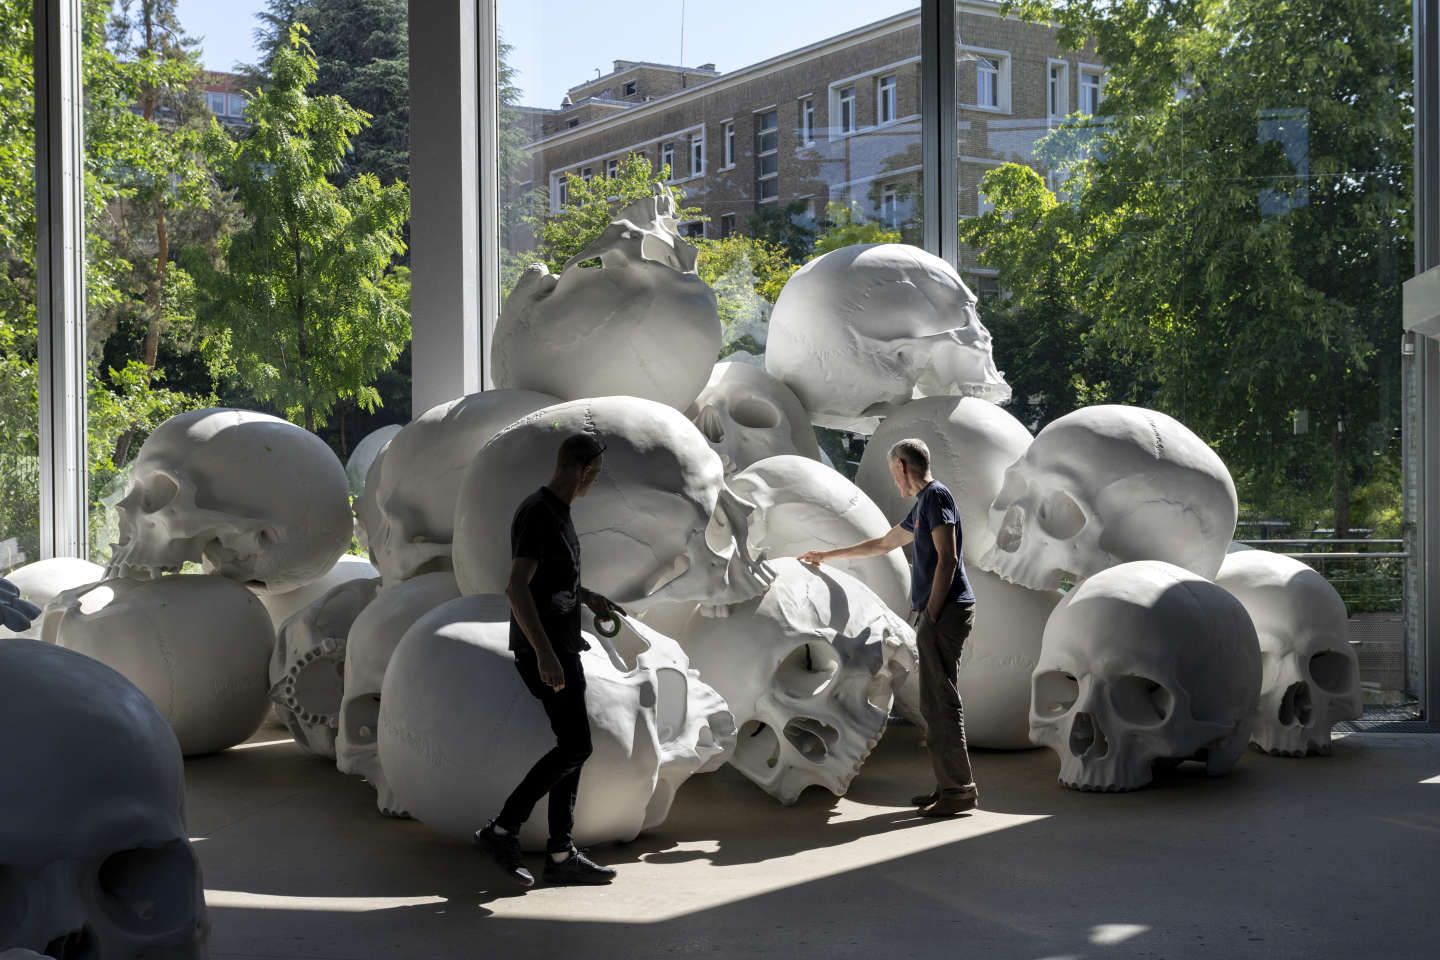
[{"left": 594, "top": 611, "right": 621, "bottom": 638}]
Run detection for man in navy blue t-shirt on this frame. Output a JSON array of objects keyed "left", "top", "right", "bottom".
[{"left": 800, "top": 438, "right": 979, "bottom": 816}]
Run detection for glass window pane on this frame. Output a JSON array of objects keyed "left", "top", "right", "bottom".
[
  {"left": 82, "top": 1, "right": 413, "bottom": 565},
  {"left": 956, "top": 2, "right": 1416, "bottom": 716},
  {"left": 1, "top": 1, "right": 38, "bottom": 573}
]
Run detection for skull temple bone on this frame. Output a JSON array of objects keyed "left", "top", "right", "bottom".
[
  {"left": 451, "top": 396, "right": 775, "bottom": 611},
  {"left": 492, "top": 186, "right": 722, "bottom": 413},
  {"left": 982, "top": 405, "right": 1238, "bottom": 592},
  {"left": 111, "top": 408, "right": 352, "bottom": 594},
  {"left": 765, "top": 243, "right": 1010, "bottom": 434},
  {"left": 1216, "top": 549, "right": 1363, "bottom": 757},
  {"left": 1029, "top": 561, "right": 1262, "bottom": 792},
  {"left": 0, "top": 640, "right": 207, "bottom": 957}
]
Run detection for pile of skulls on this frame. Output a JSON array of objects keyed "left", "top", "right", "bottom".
[{"left": 0, "top": 187, "right": 1367, "bottom": 928}]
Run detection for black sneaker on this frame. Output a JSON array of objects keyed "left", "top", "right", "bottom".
[
  {"left": 475, "top": 822, "right": 534, "bottom": 887},
  {"left": 543, "top": 847, "right": 616, "bottom": 885}
]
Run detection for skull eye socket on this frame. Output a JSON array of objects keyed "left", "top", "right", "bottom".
[
  {"left": 0, "top": 864, "right": 27, "bottom": 938},
  {"left": 729, "top": 398, "right": 782, "bottom": 430},
  {"left": 776, "top": 642, "right": 840, "bottom": 698},
  {"left": 1309, "top": 651, "right": 1356, "bottom": 695},
  {"left": 1034, "top": 670, "right": 1079, "bottom": 716},
  {"left": 139, "top": 473, "right": 180, "bottom": 513},
  {"left": 1110, "top": 675, "right": 1174, "bottom": 726},
  {"left": 1036, "top": 490, "right": 1086, "bottom": 539},
  {"left": 98, "top": 839, "right": 196, "bottom": 935}
]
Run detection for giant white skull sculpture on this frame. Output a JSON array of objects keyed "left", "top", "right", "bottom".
[
  {"left": 730, "top": 455, "right": 910, "bottom": 617},
  {"left": 982, "top": 405, "right": 1238, "bottom": 592},
  {"left": 354, "top": 389, "right": 558, "bottom": 584},
  {"left": 1030, "top": 561, "right": 1261, "bottom": 791},
  {"left": 452, "top": 396, "right": 775, "bottom": 611},
  {"left": 270, "top": 575, "right": 382, "bottom": 758},
  {"left": 377, "top": 595, "right": 735, "bottom": 848},
  {"left": 0, "top": 557, "right": 104, "bottom": 640},
  {"left": 766, "top": 244, "right": 1010, "bottom": 434},
  {"left": 1215, "top": 549, "right": 1362, "bottom": 756},
  {"left": 688, "top": 362, "right": 821, "bottom": 474},
  {"left": 110, "top": 408, "right": 352, "bottom": 593},
  {"left": 52, "top": 575, "right": 274, "bottom": 755},
  {"left": 493, "top": 186, "right": 722, "bottom": 413},
  {"left": 0, "top": 641, "right": 207, "bottom": 956},
  {"left": 856, "top": 396, "right": 1033, "bottom": 566},
  {"left": 345, "top": 424, "right": 401, "bottom": 497},
  {"left": 336, "top": 571, "right": 461, "bottom": 815},
  {"left": 256, "top": 554, "right": 378, "bottom": 635},
  {"left": 679, "top": 558, "right": 916, "bottom": 803}
]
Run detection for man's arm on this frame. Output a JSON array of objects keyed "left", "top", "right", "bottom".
[
  {"left": 925, "top": 522, "right": 960, "bottom": 622},
  {"left": 506, "top": 557, "right": 566, "bottom": 691},
  {"left": 799, "top": 524, "right": 912, "bottom": 566}
]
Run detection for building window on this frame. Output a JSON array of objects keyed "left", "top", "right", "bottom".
[
  {"left": 881, "top": 182, "right": 899, "bottom": 228},
  {"left": 206, "top": 91, "right": 226, "bottom": 116},
  {"left": 978, "top": 57, "right": 1001, "bottom": 109},
  {"left": 690, "top": 132, "right": 705, "bottom": 176},
  {"left": 581, "top": 166, "right": 593, "bottom": 181},
  {"left": 756, "top": 110, "right": 779, "bottom": 203},
  {"left": 606, "top": 158, "right": 618, "bottom": 178},
  {"left": 722, "top": 121, "right": 735, "bottom": 167},
  {"left": 838, "top": 85, "right": 856, "bottom": 135},
  {"left": 801, "top": 98, "right": 815, "bottom": 144},
  {"left": 682, "top": 221, "right": 705, "bottom": 240},
  {"left": 227, "top": 93, "right": 245, "bottom": 117},
  {"left": 568, "top": 118, "right": 579, "bottom": 128},
  {"left": 1048, "top": 62, "right": 1069, "bottom": 117},
  {"left": 623, "top": 79, "right": 637, "bottom": 96},
  {"left": 557, "top": 178, "right": 569, "bottom": 206},
  {"left": 661, "top": 141, "right": 675, "bottom": 179},
  {"left": 878, "top": 75, "right": 897, "bottom": 124},
  {"left": 1080, "top": 67, "right": 1105, "bottom": 114},
  {"left": 720, "top": 213, "right": 737, "bottom": 238}
]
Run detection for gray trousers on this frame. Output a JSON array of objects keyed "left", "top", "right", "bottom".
[{"left": 913, "top": 603, "right": 978, "bottom": 800}]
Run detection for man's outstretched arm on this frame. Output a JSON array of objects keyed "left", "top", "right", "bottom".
[{"left": 799, "top": 523, "right": 911, "bottom": 566}]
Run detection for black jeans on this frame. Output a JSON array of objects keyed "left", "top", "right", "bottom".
[{"left": 496, "top": 646, "right": 592, "bottom": 852}]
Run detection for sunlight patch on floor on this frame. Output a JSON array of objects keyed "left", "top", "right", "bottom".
[{"left": 206, "top": 890, "right": 446, "bottom": 912}]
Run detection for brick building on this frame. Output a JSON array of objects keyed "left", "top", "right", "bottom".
[{"left": 512, "top": 2, "right": 1102, "bottom": 285}]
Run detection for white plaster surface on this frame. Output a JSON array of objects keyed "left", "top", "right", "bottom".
[
  {"left": 689, "top": 361, "right": 821, "bottom": 474},
  {"left": 0, "top": 557, "right": 104, "bottom": 640},
  {"left": 982, "top": 405, "right": 1238, "bottom": 591},
  {"left": 109, "top": 408, "right": 352, "bottom": 594},
  {"left": 256, "top": 554, "right": 379, "bottom": 635},
  {"left": 766, "top": 244, "right": 1010, "bottom": 433},
  {"left": 345, "top": 425, "right": 402, "bottom": 497},
  {"left": 1030, "top": 561, "right": 1261, "bottom": 791},
  {"left": 354, "top": 389, "right": 558, "bottom": 584},
  {"left": 856, "top": 396, "right": 1033, "bottom": 566},
  {"left": 378, "top": 595, "right": 734, "bottom": 849},
  {"left": 451, "top": 396, "right": 774, "bottom": 610},
  {"left": 1215, "top": 549, "right": 1363, "bottom": 756},
  {"left": 0, "top": 640, "right": 206, "bottom": 957},
  {"left": 731, "top": 455, "right": 911, "bottom": 617},
  {"left": 493, "top": 188, "right": 721, "bottom": 412},
  {"left": 52, "top": 575, "right": 274, "bottom": 756}
]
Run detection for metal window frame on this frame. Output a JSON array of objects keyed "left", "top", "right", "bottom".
[{"left": 34, "top": 0, "right": 88, "bottom": 562}]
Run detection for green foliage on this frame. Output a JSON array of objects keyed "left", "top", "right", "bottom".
[
  {"left": 986, "top": 0, "right": 1410, "bottom": 535},
  {"left": 813, "top": 203, "right": 900, "bottom": 257},
  {"left": 746, "top": 200, "right": 817, "bottom": 262},
  {"left": 694, "top": 235, "right": 797, "bottom": 357},
  {"left": 190, "top": 25, "right": 410, "bottom": 432}
]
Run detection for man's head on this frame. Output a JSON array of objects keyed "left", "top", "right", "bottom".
[
  {"left": 887, "top": 438, "right": 932, "bottom": 498},
  {"left": 556, "top": 432, "right": 607, "bottom": 496}
]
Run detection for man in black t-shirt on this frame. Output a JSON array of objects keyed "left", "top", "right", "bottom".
[
  {"left": 476, "top": 433, "right": 623, "bottom": 887},
  {"left": 800, "top": 437, "right": 980, "bottom": 817}
]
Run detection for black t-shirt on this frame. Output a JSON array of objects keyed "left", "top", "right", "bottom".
[
  {"left": 508, "top": 487, "right": 588, "bottom": 653},
  {"left": 901, "top": 479, "right": 976, "bottom": 611}
]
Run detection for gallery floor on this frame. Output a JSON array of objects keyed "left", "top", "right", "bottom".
[{"left": 191, "top": 724, "right": 1440, "bottom": 960}]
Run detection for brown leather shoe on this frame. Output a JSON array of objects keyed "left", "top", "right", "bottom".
[
  {"left": 920, "top": 795, "right": 978, "bottom": 817},
  {"left": 910, "top": 790, "right": 939, "bottom": 808}
]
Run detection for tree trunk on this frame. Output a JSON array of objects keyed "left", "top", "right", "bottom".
[
  {"left": 143, "top": 207, "right": 168, "bottom": 368},
  {"left": 1331, "top": 418, "right": 1351, "bottom": 539}
]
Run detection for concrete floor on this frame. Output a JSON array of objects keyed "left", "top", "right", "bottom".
[{"left": 189, "top": 725, "right": 1440, "bottom": 960}]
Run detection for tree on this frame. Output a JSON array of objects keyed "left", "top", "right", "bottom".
[
  {"left": 694, "top": 235, "right": 797, "bottom": 357},
  {"left": 747, "top": 199, "right": 817, "bottom": 262},
  {"left": 190, "top": 25, "right": 410, "bottom": 432},
  {"left": 993, "top": 0, "right": 1411, "bottom": 535},
  {"left": 813, "top": 203, "right": 901, "bottom": 257}
]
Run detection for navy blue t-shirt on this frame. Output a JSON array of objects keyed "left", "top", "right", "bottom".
[
  {"left": 900, "top": 479, "right": 975, "bottom": 611},
  {"left": 508, "top": 487, "right": 588, "bottom": 653}
]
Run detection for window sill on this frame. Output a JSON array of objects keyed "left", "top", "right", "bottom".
[
  {"left": 718, "top": 164, "right": 737, "bottom": 172},
  {"left": 962, "top": 104, "right": 1012, "bottom": 116}
]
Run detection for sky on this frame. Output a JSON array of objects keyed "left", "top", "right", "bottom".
[{"left": 175, "top": 0, "right": 919, "bottom": 108}]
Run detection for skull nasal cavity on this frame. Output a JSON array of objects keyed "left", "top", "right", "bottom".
[
  {"left": 695, "top": 405, "right": 726, "bottom": 443},
  {"left": 1278, "top": 681, "right": 1313, "bottom": 727},
  {"left": 1069, "top": 711, "right": 1108, "bottom": 758}
]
